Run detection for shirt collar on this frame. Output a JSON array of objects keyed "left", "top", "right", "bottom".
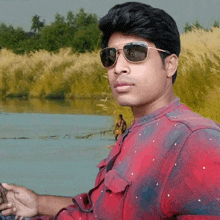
[{"left": 130, "top": 97, "right": 181, "bottom": 128}]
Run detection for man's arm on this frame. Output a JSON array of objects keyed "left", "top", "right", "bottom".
[
  {"left": 37, "top": 195, "right": 73, "bottom": 217},
  {"left": 0, "top": 183, "right": 73, "bottom": 218}
]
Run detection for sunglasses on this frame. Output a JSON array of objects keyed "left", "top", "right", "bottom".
[{"left": 100, "top": 41, "right": 171, "bottom": 68}]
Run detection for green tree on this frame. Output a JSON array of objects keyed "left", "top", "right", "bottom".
[
  {"left": 74, "top": 8, "right": 98, "bottom": 28},
  {"left": 40, "top": 9, "right": 101, "bottom": 52},
  {"left": 183, "top": 22, "right": 193, "bottom": 33},
  {"left": 69, "top": 8, "right": 100, "bottom": 52},
  {"left": 31, "top": 15, "right": 45, "bottom": 34},
  {"left": 71, "top": 24, "right": 102, "bottom": 53},
  {"left": 0, "top": 23, "right": 26, "bottom": 52},
  {"left": 0, "top": 8, "right": 102, "bottom": 54},
  {"left": 184, "top": 21, "right": 206, "bottom": 33},
  {"left": 66, "top": 11, "right": 75, "bottom": 27},
  {"left": 192, "top": 20, "right": 203, "bottom": 30},
  {"left": 40, "top": 13, "right": 72, "bottom": 51},
  {"left": 213, "top": 20, "right": 220, "bottom": 28}
]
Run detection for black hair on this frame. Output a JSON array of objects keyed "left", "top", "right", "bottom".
[{"left": 99, "top": 2, "right": 181, "bottom": 84}]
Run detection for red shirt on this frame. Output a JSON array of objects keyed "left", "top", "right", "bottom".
[{"left": 37, "top": 98, "right": 220, "bottom": 219}]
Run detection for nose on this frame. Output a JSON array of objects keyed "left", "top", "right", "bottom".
[{"left": 114, "top": 50, "right": 130, "bottom": 75}]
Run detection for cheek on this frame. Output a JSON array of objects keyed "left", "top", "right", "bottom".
[
  {"left": 132, "top": 66, "right": 157, "bottom": 86},
  {"left": 135, "top": 64, "right": 166, "bottom": 86}
]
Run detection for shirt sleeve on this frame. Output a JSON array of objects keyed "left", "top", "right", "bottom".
[
  {"left": 29, "top": 193, "right": 91, "bottom": 220},
  {"left": 53, "top": 193, "right": 92, "bottom": 220},
  {"left": 161, "top": 128, "right": 220, "bottom": 218}
]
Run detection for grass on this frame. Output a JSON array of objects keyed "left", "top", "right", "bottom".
[
  {"left": 0, "top": 47, "right": 111, "bottom": 99},
  {"left": 0, "top": 27, "right": 220, "bottom": 125}
]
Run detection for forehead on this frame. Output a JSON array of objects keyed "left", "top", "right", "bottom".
[{"left": 108, "top": 32, "right": 153, "bottom": 47}]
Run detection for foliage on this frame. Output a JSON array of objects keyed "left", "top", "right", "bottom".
[
  {"left": 40, "top": 14, "right": 72, "bottom": 52},
  {"left": 0, "top": 8, "right": 102, "bottom": 54},
  {"left": 0, "top": 23, "right": 26, "bottom": 51},
  {"left": 213, "top": 20, "right": 220, "bottom": 28},
  {"left": 31, "top": 15, "right": 45, "bottom": 34},
  {"left": 183, "top": 20, "right": 219, "bottom": 33}
]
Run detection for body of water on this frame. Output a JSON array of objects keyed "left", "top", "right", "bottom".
[{"left": 0, "top": 99, "right": 115, "bottom": 197}]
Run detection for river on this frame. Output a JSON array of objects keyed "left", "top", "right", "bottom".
[{"left": 0, "top": 98, "right": 115, "bottom": 197}]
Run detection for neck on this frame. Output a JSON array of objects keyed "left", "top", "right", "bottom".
[{"left": 131, "top": 91, "right": 176, "bottom": 121}]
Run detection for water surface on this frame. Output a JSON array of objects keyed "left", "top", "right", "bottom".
[{"left": 0, "top": 99, "right": 115, "bottom": 197}]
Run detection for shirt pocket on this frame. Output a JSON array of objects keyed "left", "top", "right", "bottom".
[
  {"left": 104, "top": 169, "right": 131, "bottom": 193},
  {"left": 94, "top": 169, "right": 131, "bottom": 220}
]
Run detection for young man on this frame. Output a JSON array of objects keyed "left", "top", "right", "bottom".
[{"left": 0, "top": 2, "right": 220, "bottom": 219}]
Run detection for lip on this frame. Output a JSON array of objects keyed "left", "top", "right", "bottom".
[
  {"left": 114, "top": 81, "right": 134, "bottom": 93},
  {"left": 114, "top": 82, "right": 134, "bottom": 88}
]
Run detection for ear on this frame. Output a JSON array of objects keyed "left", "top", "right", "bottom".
[{"left": 165, "top": 54, "right": 178, "bottom": 78}]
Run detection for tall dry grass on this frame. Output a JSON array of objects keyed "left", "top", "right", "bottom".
[
  {"left": 0, "top": 48, "right": 110, "bottom": 99},
  {"left": 0, "top": 28, "right": 220, "bottom": 125},
  {"left": 173, "top": 27, "right": 220, "bottom": 124}
]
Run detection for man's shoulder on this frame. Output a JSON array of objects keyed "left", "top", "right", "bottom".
[{"left": 166, "top": 103, "right": 220, "bottom": 132}]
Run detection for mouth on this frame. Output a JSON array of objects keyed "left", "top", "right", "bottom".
[
  {"left": 114, "top": 82, "right": 135, "bottom": 88},
  {"left": 114, "top": 81, "right": 135, "bottom": 93}
]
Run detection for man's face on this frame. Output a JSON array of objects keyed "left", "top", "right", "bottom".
[{"left": 107, "top": 32, "right": 172, "bottom": 109}]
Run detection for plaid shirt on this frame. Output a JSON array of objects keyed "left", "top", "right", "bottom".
[{"left": 42, "top": 98, "right": 220, "bottom": 220}]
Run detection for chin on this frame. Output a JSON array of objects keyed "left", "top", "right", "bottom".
[{"left": 115, "top": 96, "right": 138, "bottom": 107}]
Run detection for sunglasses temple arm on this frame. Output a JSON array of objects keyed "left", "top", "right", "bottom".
[{"left": 148, "top": 47, "right": 171, "bottom": 54}]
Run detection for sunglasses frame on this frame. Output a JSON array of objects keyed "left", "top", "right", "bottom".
[{"left": 100, "top": 41, "right": 171, "bottom": 68}]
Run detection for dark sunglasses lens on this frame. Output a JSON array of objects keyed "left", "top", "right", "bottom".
[
  {"left": 124, "top": 43, "right": 148, "bottom": 62},
  {"left": 101, "top": 48, "right": 116, "bottom": 67}
]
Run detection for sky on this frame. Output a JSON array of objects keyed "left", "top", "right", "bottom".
[{"left": 0, "top": 0, "right": 220, "bottom": 33}]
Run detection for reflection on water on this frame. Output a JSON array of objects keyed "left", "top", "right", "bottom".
[{"left": 0, "top": 98, "right": 110, "bottom": 115}]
